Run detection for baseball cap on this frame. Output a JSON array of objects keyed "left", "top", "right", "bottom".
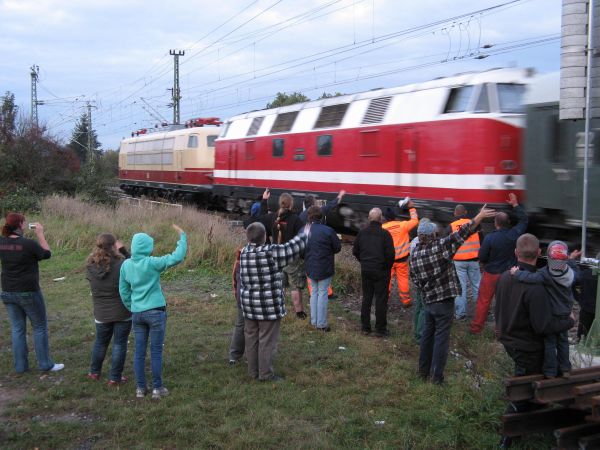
[{"left": 547, "top": 240, "right": 569, "bottom": 272}]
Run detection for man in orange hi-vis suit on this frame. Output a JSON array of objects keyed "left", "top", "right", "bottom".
[{"left": 382, "top": 200, "right": 418, "bottom": 306}]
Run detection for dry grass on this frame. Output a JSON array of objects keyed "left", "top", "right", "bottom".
[{"left": 37, "top": 195, "right": 246, "bottom": 270}]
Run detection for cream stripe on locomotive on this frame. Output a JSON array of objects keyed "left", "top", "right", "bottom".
[{"left": 213, "top": 170, "right": 524, "bottom": 191}]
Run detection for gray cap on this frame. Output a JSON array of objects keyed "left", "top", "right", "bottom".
[{"left": 417, "top": 220, "right": 437, "bottom": 236}]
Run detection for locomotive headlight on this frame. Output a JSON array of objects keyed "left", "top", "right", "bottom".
[{"left": 503, "top": 175, "right": 515, "bottom": 188}]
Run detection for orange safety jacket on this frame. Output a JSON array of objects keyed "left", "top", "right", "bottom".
[
  {"left": 451, "top": 218, "right": 480, "bottom": 260},
  {"left": 382, "top": 207, "right": 418, "bottom": 260}
]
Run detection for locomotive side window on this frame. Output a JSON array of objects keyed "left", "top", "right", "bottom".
[
  {"left": 474, "top": 84, "right": 490, "bottom": 113},
  {"left": 206, "top": 135, "right": 217, "bottom": 148},
  {"left": 314, "top": 104, "right": 349, "bottom": 129},
  {"left": 247, "top": 116, "right": 264, "bottom": 136},
  {"left": 497, "top": 84, "right": 525, "bottom": 113},
  {"left": 272, "top": 139, "right": 285, "bottom": 157},
  {"left": 444, "top": 86, "right": 473, "bottom": 113},
  {"left": 187, "top": 135, "right": 199, "bottom": 148},
  {"left": 317, "top": 135, "right": 333, "bottom": 156},
  {"left": 270, "top": 111, "right": 299, "bottom": 133}
]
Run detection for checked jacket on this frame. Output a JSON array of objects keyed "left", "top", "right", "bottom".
[
  {"left": 239, "top": 233, "right": 307, "bottom": 321},
  {"left": 409, "top": 222, "right": 474, "bottom": 305}
]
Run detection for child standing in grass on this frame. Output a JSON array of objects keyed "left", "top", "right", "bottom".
[
  {"left": 510, "top": 240, "right": 579, "bottom": 377},
  {"left": 119, "top": 224, "right": 187, "bottom": 399}
]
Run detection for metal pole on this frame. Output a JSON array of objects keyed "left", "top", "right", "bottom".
[
  {"left": 169, "top": 50, "right": 184, "bottom": 125},
  {"left": 582, "top": 0, "right": 595, "bottom": 259}
]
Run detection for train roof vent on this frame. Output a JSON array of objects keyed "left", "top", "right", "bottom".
[
  {"left": 314, "top": 103, "right": 350, "bottom": 129},
  {"left": 246, "top": 116, "right": 264, "bottom": 136},
  {"left": 362, "top": 96, "right": 392, "bottom": 124},
  {"left": 270, "top": 111, "right": 299, "bottom": 133}
]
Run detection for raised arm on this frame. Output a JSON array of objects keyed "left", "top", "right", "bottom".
[
  {"left": 150, "top": 225, "right": 187, "bottom": 272},
  {"left": 322, "top": 190, "right": 345, "bottom": 216},
  {"left": 507, "top": 194, "right": 528, "bottom": 239},
  {"left": 271, "top": 233, "right": 307, "bottom": 270}
]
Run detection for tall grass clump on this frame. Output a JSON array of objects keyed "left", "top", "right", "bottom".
[{"left": 35, "top": 196, "right": 245, "bottom": 271}]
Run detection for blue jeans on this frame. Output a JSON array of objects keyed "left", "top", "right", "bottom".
[
  {"left": 419, "top": 299, "right": 454, "bottom": 383},
  {"left": 454, "top": 261, "right": 481, "bottom": 318},
  {"left": 309, "top": 277, "right": 332, "bottom": 328},
  {"left": 132, "top": 309, "right": 166, "bottom": 389},
  {"left": 90, "top": 320, "right": 132, "bottom": 381},
  {"left": 1, "top": 291, "right": 55, "bottom": 372}
]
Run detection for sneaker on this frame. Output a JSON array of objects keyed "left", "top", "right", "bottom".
[
  {"left": 374, "top": 330, "right": 390, "bottom": 338},
  {"left": 296, "top": 311, "right": 307, "bottom": 320},
  {"left": 86, "top": 372, "right": 100, "bottom": 381},
  {"left": 50, "top": 363, "right": 64, "bottom": 372},
  {"left": 260, "top": 374, "right": 285, "bottom": 382},
  {"left": 136, "top": 387, "right": 147, "bottom": 398},
  {"left": 107, "top": 376, "right": 128, "bottom": 387},
  {"left": 455, "top": 315, "right": 466, "bottom": 321},
  {"left": 317, "top": 326, "right": 331, "bottom": 332},
  {"left": 151, "top": 386, "right": 169, "bottom": 399},
  {"left": 228, "top": 359, "right": 239, "bottom": 366}
]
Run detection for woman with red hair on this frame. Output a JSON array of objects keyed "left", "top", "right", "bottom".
[{"left": 0, "top": 213, "right": 63, "bottom": 373}]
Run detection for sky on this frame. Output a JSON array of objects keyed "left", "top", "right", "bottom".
[{"left": 0, "top": 0, "right": 562, "bottom": 150}]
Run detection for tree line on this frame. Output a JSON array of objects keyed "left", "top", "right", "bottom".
[{"left": 0, "top": 91, "right": 118, "bottom": 212}]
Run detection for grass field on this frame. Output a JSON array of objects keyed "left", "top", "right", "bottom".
[{"left": 0, "top": 197, "right": 553, "bottom": 449}]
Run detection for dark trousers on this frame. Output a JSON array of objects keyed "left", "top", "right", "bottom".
[
  {"left": 229, "top": 303, "right": 245, "bottom": 361},
  {"left": 90, "top": 320, "right": 132, "bottom": 382},
  {"left": 244, "top": 318, "right": 280, "bottom": 381},
  {"left": 543, "top": 331, "right": 571, "bottom": 377},
  {"left": 578, "top": 310, "right": 595, "bottom": 341},
  {"left": 419, "top": 299, "right": 454, "bottom": 383},
  {"left": 503, "top": 345, "right": 545, "bottom": 414},
  {"left": 360, "top": 270, "right": 390, "bottom": 333}
]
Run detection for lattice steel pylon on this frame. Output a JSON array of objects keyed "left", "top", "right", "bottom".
[
  {"left": 30, "top": 65, "right": 40, "bottom": 126},
  {"left": 170, "top": 49, "right": 184, "bottom": 125}
]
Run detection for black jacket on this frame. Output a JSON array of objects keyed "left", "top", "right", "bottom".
[
  {"left": 260, "top": 199, "right": 303, "bottom": 244},
  {"left": 494, "top": 262, "right": 574, "bottom": 352},
  {"left": 85, "top": 248, "right": 131, "bottom": 323},
  {"left": 352, "top": 221, "right": 395, "bottom": 273}
]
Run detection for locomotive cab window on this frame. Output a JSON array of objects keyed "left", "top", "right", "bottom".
[
  {"left": 317, "top": 135, "right": 333, "bottom": 156},
  {"left": 474, "top": 84, "right": 490, "bottom": 113},
  {"left": 444, "top": 86, "right": 474, "bottom": 113},
  {"left": 206, "top": 135, "right": 217, "bottom": 148},
  {"left": 497, "top": 83, "right": 525, "bottom": 113},
  {"left": 187, "top": 135, "right": 199, "bottom": 148},
  {"left": 272, "top": 139, "right": 285, "bottom": 157}
]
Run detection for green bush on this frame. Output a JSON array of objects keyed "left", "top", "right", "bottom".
[{"left": 0, "top": 186, "right": 41, "bottom": 214}]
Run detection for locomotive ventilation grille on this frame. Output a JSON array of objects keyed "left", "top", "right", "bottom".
[{"left": 362, "top": 96, "right": 392, "bottom": 124}]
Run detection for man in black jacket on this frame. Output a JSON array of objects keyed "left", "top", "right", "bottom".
[
  {"left": 495, "top": 233, "right": 574, "bottom": 377},
  {"left": 353, "top": 208, "right": 395, "bottom": 337},
  {"left": 495, "top": 233, "right": 574, "bottom": 448}
]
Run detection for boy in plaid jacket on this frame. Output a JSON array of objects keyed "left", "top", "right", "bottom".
[{"left": 240, "top": 221, "right": 307, "bottom": 381}]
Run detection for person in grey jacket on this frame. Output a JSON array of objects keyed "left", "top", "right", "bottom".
[{"left": 85, "top": 233, "right": 131, "bottom": 386}]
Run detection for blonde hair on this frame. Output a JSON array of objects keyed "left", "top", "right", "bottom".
[{"left": 86, "top": 233, "right": 122, "bottom": 272}]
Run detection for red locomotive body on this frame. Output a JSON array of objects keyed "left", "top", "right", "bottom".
[{"left": 213, "top": 68, "right": 529, "bottom": 226}]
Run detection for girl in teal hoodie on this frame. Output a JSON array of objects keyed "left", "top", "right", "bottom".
[{"left": 119, "top": 224, "right": 186, "bottom": 399}]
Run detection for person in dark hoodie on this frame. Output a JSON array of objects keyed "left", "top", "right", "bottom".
[
  {"left": 119, "top": 224, "right": 187, "bottom": 400},
  {"left": 304, "top": 205, "right": 341, "bottom": 331},
  {"left": 510, "top": 240, "right": 580, "bottom": 377},
  {"left": 86, "top": 233, "right": 132, "bottom": 386},
  {"left": 259, "top": 189, "right": 307, "bottom": 319}
]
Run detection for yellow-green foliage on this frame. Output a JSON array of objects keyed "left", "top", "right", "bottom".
[{"left": 35, "top": 196, "right": 245, "bottom": 270}]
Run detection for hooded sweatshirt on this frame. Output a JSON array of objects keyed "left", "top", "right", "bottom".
[
  {"left": 119, "top": 232, "right": 187, "bottom": 313},
  {"left": 512, "top": 263, "right": 576, "bottom": 317}
]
